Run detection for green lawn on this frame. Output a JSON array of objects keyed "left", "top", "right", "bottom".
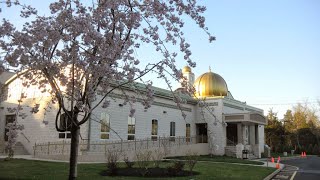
[
  {"left": 167, "top": 155, "right": 264, "bottom": 165},
  {"left": 0, "top": 159, "right": 274, "bottom": 180}
]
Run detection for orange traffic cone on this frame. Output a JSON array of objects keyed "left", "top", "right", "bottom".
[
  {"left": 301, "top": 152, "right": 304, "bottom": 157},
  {"left": 276, "top": 163, "right": 280, "bottom": 169},
  {"left": 271, "top": 157, "right": 274, "bottom": 163},
  {"left": 304, "top": 152, "right": 307, "bottom": 157}
]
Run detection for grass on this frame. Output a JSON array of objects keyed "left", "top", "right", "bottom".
[
  {"left": 167, "top": 155, "right": 264, "bottom": 165},
  {"left": 0, "top": 159, "right": 275, "bottom": 180}
]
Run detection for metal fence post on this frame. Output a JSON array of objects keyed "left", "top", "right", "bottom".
[
  {"left": 120, "top": 139, "right": 123, "bottom": 152},
  {"left": 104, "top": 141, "right": 107, "bottom": 156},
  {"left": 147, "top": 138, "right": 148, "bottom": 149},
  {"left": 33, "top": 142, "right": 36, "bottom": 157},
  {"left": 47, "top": 142, "right": 50, "bottom": 155},
  {"left": 62, "top": 140, "right": 65, "bottom": 155}
]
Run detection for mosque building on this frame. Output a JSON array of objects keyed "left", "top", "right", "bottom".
[{"left": 0, "top": 66, "right": 267, "bottom": 160}]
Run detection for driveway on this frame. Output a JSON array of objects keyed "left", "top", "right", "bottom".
[{"left": 282, "top": 155, "right": 320, "bottom": 180}]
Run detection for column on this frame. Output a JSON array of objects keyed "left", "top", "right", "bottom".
[
  {"left": 237, "top": 123, "right": 243, "bottom": 144},
  {"left": 249, "top": 125, "right": 255, "bottom": 145}
]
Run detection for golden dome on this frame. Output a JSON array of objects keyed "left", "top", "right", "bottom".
[
  {"left": 182, "top": 66, "right": 191, "bottom": 73},
  {"left": 193, "top": 71, "right": 228, "bottom": 98}
]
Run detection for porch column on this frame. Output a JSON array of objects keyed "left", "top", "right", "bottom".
[
  {"left": 249, "top": 125, "right": 255, "bottom": 145},
  {"left": 237, "top": 123, "right": 243, "bottom": 144}
]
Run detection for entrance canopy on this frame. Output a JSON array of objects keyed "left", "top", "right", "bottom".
[{"left": 223, "top": 113, "right": 267, "bottom": 125}]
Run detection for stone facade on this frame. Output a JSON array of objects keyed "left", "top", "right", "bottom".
[{"left": 0, "top": 69, "right": 267, "bottom": 159}]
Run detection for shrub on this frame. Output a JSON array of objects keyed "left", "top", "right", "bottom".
[
  {"left": 123, "top": 156, "right": 134, "bottom": 168},
  {"left": 307, "top": 144, "right": 313, "bottom": 155},
  {"left": 167, "top": 161, "right": 185, "bottom": 176},
  {"left": 106, "top": 149, "right": 121, "bottom": 176},
  {"left": 185, "top": 150, "right": 198, "bottom": 175},
  {"left": 135, "top": 150, "right": 152, "bottom": 176},
  {"left": 312, "top": 144, "right": 319, "bottom": 155},
  {"left": 152, "top": 148, "right": 165, "bottom": 168}
]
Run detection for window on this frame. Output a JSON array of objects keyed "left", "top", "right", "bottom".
[
  {"left": 100, "top": 113, "right": 110, "bottom": 139},
  {"left": 58, "top": 113, "right": 71, "bottom": 139},
  {"left": 128, "top": 116, "right": 135, "bottom": 140},
  {"left": 151, "top": 119, "right": 158, "bottom": 140},
  {"left": 5, "top": 115, "right": 16, "bottom": 141},
  {"left": 170, "top": 122, "right": 175, "bottom": 141},
  {"left": 186, "top": 123, "right": 191, "bottom": 142}
]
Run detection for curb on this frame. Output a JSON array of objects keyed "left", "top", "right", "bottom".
[{"left": 263, "top": 164, "right": 284, "bottom": 180}]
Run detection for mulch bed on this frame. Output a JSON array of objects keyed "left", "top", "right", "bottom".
[{"left": 100, "top": 167, "right": 199, "bottom": 177}]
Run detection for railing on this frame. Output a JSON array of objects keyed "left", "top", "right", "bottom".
[
  {"left": 226, "top": 138, "right": 236, "bottom": 146},
  {"left": 196, "top": 135, "right": 208, "bottom": 143},
  {"left": 20, "top": 132, "right": 30, "bottom": 143},
  {"left": 33, "top": 136, "right": 198, "bottom": 157}
]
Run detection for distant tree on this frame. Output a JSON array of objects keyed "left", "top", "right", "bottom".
[
  {"left": 292, "top": 103, "right": 319, "bottom": 147},
  {"left": 282, "top": 110, "right": 294, "bottom": 146},
  {"left": 0, "top": 0, "right": 215, "bottom": 179},
  {"left": 265, "top": 109, "right": 283, "bottom": 151}
]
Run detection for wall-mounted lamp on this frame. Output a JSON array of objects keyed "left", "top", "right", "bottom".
[
  {"left": 163, "top": 111, "right": 167, "bottom": 114},
  {"left": 119, "top": 104, "right": 123, "bottom": 107}
]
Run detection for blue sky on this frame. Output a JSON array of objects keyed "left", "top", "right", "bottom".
[
  {"left": 180, "top": 0, "right": 320, "bottom": 118},
  {"left": 2, "top": 0, "right": 319, "bottom": 118}
]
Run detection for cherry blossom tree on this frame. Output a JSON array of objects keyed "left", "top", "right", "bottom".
[{"left": 0, "top": 0, "right": 215, "bottom": 179}]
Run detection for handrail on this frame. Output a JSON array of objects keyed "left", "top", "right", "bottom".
[
  {"left": 226, "top": 138, "right": 236, "bottom": 146},
  {"left": 20, "top": 132, "right": 31, "bottom": 143}
]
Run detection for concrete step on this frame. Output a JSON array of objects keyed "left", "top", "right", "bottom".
[
  {"left": 225, "top": 146, "right": 237, "bottom": 157},
  {"left": 1, "top": 142, "right": 30, "bottom": 155}
]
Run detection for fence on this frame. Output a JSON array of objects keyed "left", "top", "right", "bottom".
[{"left": 33, "top": 136, "right": 199, "bottom": 157}]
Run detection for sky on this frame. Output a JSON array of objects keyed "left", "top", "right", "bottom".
[
  {"left": 194, "top": 0, "right": 320, "bottom": 118},
  {"left": 1, "top": 0, "right": 320, "bottom": 118}
]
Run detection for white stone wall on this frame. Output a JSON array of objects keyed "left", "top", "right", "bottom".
[
  {"left": 0, "top": 97, "right": 89, "bottom": 154},
  {"left": 90, "top": 93, "right": 196, "bottom": 143},
  {"left": 194, "top": 98, "right": 226, "bottom": 155}
]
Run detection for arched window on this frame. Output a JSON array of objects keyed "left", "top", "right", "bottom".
[
  {"left": 100, "top": 113, "right": 110, "bottom": 139},
  {"left": 170, "top": 121, "right": 176, "bottom": 141},
  {"left": 128, "top": 116, "right": 135, "bottom": 140},
  {"left": 151, "top": 119, "right": 158, "bottom": 141}
]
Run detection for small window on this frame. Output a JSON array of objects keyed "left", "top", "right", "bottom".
[
  {"left": 58, "top": 113, "right": 71, "bottom": 139},
  {"left": 101, "top": 113, "right": 110, "bottom": 139},
  {"left": 170, "top": 122, "right": 175, "bottom": 141},
  {"left": 151, "top": 119, "right": 158, "bottom": 141},
  {"left": 186, "top": 123, "right": 191, "bottom": 142},
  {"left": 128, "top": 116, "right": 135, "bottom": 140}
]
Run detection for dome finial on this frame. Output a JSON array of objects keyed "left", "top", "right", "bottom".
[{"left": 209, "top": 66, "right": 212, "bottom": 72}]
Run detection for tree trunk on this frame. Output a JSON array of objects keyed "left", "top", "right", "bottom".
[{"left": 69, "top": 124, "right": 80, "bottom": 180}]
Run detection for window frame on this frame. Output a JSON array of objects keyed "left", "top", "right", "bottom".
[
  {"left": 58, "top": 113, "right": 71, "bottom": 139},
  {"left": 170, "top": 121, "right": 175, "bottom": 141},
  {"left": 186, "top": 123, "right": 191, "bottom": 142},
  {"left": 151, "top": 119, "right": 158, "bottom": 141},
  {"left": 127, "top": 116, "right": 135, "bottom": 140},
  {"left": 100, "top": 112, "right": 110, "bottom": 140}
]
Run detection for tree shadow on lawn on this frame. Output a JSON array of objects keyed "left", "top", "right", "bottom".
[{"left": 100, "top": 167, "right": 200, "bottom": 177}]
